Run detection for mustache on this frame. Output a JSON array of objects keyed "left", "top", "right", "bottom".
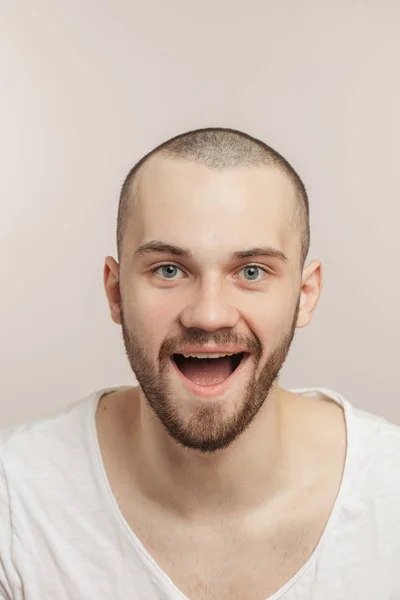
[{"left": 159, "top": 331, "right": 262, "bottom": 360}]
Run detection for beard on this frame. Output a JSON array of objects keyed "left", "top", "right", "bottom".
[{"left": 120, "top": 296, "right": 300, "bottom": 454}]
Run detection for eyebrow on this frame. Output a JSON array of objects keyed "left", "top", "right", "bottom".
[{"left": 134, "top": 240, "right": 288, "bottom": 263}]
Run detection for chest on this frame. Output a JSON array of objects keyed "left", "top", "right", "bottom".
[{"left": 123, "top": 501, "right": 329, "bottom": 600}]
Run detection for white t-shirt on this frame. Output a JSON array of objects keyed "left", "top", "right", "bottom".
[{"left": 1, "top": 385, "right": 400, "bottom": 599}]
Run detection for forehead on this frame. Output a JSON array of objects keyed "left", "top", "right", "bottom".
[{"left": 129, "top": 155, "right": 298, "bottom": 259}]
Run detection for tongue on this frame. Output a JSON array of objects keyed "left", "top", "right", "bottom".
[{"left": 178, "top": 356, "right": 232, "bottom": 385}]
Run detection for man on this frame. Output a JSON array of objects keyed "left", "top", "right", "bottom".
[{"left": 1, "top": 127, "right": 400, "bottom": 600}]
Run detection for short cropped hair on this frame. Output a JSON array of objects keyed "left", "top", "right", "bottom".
[{"left": 117, "top": 127, "right": 310, "bottom": 267}]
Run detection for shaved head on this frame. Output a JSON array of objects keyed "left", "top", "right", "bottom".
[
  {"left": 107, "top": 128, "right": 322, "bottom": 453},
  {"left": 117, "top": 127, "right": 310, "bottom": 267}
]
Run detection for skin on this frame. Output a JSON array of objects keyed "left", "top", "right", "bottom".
[{"left": 103, "top": 155, "right": 328, "bottom": 519}]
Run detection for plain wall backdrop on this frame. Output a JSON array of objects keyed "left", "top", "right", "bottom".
[{"left": 1, "top": 0, "right": 399, "bottom": 426}]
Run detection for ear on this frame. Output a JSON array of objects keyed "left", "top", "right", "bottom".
[
  {"left": 296, "top": 259, "right": 323, "bottom": 329},
  {"left": 104, "top": 256, "right": 122, "bottom": 325}
]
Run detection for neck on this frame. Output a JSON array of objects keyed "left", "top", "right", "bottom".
[{"left": 130, "top": 383, "right": 298, "bottom": 520}]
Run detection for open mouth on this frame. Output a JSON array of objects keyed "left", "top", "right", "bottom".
[{"left": 171, "top": 352, "right": 248, "bottom": 386}]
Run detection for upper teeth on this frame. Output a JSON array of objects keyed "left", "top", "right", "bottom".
[{"left": 182, "top": 352, "right": 239, "bottom": 359}]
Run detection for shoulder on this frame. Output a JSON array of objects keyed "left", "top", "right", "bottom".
[
  {"left": 0, "top": 390, "right": 100, "bottom": 496},
  {"left": 349, "top": 402, "right": 400, "bottom": 476},
  {"left": 0, "top": 391, "right": 99, "bottom": 550},
  {"left": 0, "top": 392, "right": 96, "bottom": 597},
  {"left": 349, "top": 400, "right": 400, "bottom": 451},
  {"left": 292, "top": 386, "right": 400, "bottom": 491},
  {"left": 1, "top": 393, "right": 91, "bottom": 451},
  {"left": 297, "top": 386, "right": 400, "bottom": 466},
  {"left": 341, "top": 399, "right": 400, "bottom": 541}
]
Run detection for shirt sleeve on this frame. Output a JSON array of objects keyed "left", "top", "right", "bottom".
[
  {"left": 0, "top": 457, "right": 15, "bottom": 599},
  {"left": 0, "top": 584, "right": 12, "bottom": 600}
]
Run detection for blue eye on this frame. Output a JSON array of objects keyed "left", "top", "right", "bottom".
[
  {"left": 241, "top": 265, "right": 266, "bottom": 281},
  {"left": 154, "top": 265, "right": 183, "bottom": 279}
]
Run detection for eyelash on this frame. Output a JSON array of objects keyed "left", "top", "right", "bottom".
[{"left": 151, "top": 263, "right": 271, "bottom": 282}]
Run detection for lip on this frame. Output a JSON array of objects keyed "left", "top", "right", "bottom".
[{"left": 170, "top": 352, "right": 251, "bottom": 399}]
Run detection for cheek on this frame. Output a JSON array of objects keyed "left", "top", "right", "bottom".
[
  {"left": 129, "top": 279, "right": 178, "bottom": 315},
  {"left": 126, "top": 292, "right": 176, "bottom": 355},
  {"left": 245, "top": 294, "right": 294, "bottom": 337}
]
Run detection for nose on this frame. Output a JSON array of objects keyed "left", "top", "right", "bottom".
[{"left": 179, "top": 278, "right": 239, "bottom": 332}]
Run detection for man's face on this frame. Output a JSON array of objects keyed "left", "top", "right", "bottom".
[{"left": 118, "top": 156, "right": 303, "bottom": 453}]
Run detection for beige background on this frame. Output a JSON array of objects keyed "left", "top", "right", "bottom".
[{"left": 1, "top": 1, "right": 399, "bottom": 427}]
